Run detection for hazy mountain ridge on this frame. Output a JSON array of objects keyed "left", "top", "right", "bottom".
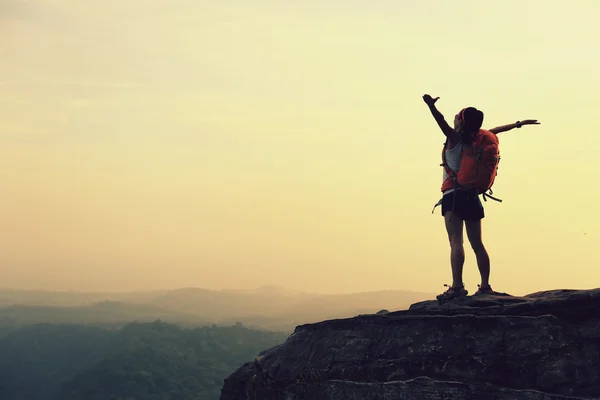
[
  {"left": 0, "top": 302, "right": 210, "bottom": 327},
  {"left": 0, "top": 286, "right": 435, "bottom": 331},
  {"left": 0, "top": 288, "right": 167, "bottom": 307}
]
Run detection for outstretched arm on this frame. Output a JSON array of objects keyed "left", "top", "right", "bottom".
[
  {"left": 490, "top": 119, "right": 540, "bottom": 135},
  {"left": 422, "top": 94, "right": 460, "bottom": 143}
]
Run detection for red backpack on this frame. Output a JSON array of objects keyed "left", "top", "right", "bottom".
[{"left": 441, "top": 129, "right": 502, "bottom": 202}]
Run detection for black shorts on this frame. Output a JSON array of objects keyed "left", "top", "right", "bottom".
[{"left": 441, "top": 190, "right": 485, "bottom": 220}]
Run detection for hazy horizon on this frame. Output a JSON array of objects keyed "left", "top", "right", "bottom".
[
  {"left": 0, "top": 283, "right": 434, "bottom": 296},
  {"left": 2, "top": 0, "right": 599, "bottom": 297}
]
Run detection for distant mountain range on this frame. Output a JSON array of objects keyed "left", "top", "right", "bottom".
[{"left": 0, "top": 286, "right": 435, "bottom": 331}]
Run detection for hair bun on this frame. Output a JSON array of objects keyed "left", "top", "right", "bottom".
[{"left": 463, "top": 107, "right": 484, "bottom": 130}]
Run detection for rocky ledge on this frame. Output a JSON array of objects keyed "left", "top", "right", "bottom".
[{"left": 220, "top": 288, "right": 600, "bottom": 400}]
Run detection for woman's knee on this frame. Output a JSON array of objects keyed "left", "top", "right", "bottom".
[{"left": 448, "top": 234, "right": 463, "bottom": 248}]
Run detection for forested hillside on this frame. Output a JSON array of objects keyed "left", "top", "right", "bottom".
[{"left": 0, "top": 321, "right": 287, "bottom": 400}]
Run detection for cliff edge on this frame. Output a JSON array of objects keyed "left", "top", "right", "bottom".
[{"left": 220, "top": 288, "right": 600, "bottom": 399}]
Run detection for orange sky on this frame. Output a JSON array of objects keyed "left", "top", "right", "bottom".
[{"left": 1, "top": 0, "right": 599, "bottom": 296}]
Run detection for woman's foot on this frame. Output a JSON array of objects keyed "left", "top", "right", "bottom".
[
  {"left": 473, "top": 284, "right": 494, "bottom": 296},
  {"left": 436, "top": 284, "right": 468, "bottom": 301}
]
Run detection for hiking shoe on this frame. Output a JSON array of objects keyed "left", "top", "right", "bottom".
[
  {"left": 473, "top": 284, "right": 494, "bottom": 296},
  {"left": 436, "top": 284, "right": 468, "bottom": 301}
]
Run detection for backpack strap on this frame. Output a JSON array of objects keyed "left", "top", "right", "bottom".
[
  {"left": 432, "top": 140, "right": 460, "bottom": 217},
  {"left": 431, "top": 197, "right": 443, "bottom": 214},
  {"left": 440, "top": 140, "right": 461, "bottom": 188},
  {"left": 482, "top": 189, "right": 502, "bottom": 202}
]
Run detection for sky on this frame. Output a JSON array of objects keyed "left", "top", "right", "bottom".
[{"left": 1, "top": 0, "right": 599, "bottom": 296}]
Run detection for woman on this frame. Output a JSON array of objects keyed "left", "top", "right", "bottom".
[{"left": 422, "top": 94, "right": 540, "bottom": 301}]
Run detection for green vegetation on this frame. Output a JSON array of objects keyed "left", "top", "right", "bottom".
[
  {"left": 0, "top": 286, "right": 431, "bottom": 399},
  {"left": 0, "top": 321, "right": 287, "bottom": 400}
]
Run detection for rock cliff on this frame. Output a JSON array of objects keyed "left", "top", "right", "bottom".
[{"left": 220, "top": 288, "right": 600, "bottom": 399}]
